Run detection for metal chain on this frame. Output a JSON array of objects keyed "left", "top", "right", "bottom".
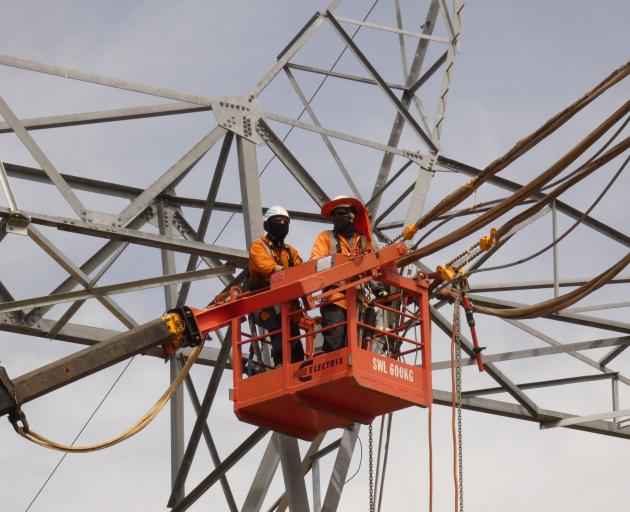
[
  {"left": 454, "top": 286, "right": 464, "bottom": 512},
  {"left": 369, "top": 423, "right": 374, "bottom": 512}
]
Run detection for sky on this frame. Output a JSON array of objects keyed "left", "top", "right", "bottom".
[{"left": 0, "top": 1, "right": 629, "bottom": 511}]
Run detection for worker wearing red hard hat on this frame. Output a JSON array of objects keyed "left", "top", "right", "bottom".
[
  {"left": 249, "top": 206, "right": 305, "bottom": 367},
  {"left": 311, "top": 196, "right": 374, "bottom": 352}
]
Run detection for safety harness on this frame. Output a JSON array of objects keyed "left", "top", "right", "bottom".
[{"left": 327, "top": 230, "right": 367, "bottom": 255}]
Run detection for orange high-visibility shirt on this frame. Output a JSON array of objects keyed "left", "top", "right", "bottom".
[
  {"left": 311, "top": 230, "right": 373, "bottom": 309},
  {"left": 311, "top": 230, "right": 373, "bottom": 259},
  {"left": 249, "top": 235, "right": 302, "bottom": 289}
]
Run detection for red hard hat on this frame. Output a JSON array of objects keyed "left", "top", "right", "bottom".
[{"left": 321, "top": 196, "right": 372, "bottom": 237}]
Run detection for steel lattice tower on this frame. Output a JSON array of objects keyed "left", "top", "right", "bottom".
[{"left": 0, "top": 1, "right": 628, "bottom": 510}]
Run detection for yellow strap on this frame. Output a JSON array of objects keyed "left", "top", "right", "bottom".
[{"left": 17, "top": 341, "right": 205, "bottom": 453}]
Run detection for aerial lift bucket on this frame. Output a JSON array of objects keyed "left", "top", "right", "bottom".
[{"left": 229, "top": 255, "right": 432, "bottom": 440}]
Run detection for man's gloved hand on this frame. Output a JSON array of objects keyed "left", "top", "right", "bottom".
[{"left": 371, "top": 282, "right": 389, "bottom": 298}]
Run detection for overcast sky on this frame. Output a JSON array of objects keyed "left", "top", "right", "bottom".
[{"left": 1, "top": 1, "right": 629, "bottom": 511}]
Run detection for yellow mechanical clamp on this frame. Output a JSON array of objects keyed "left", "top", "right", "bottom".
[
  {"left": 402, "top": 223, "right": 418, "bottom": 241},
  {"left": 436, "top": 265, "right": 457, "bottom": 281},
  {"left": 479, "top": 227, "right": 497, "bottom": 252},
  {"left": 162, "top": 312, "right": 186, "bottom": 350}
]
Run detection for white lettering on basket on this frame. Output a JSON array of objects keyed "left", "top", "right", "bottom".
[{"left": 372, "top": 358, "right": 414, "bottom": 382}]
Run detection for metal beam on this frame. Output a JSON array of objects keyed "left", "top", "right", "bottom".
[
  {"left": 432, "top": 307, "right": 540, "bottom": 416},
  {"left": 562, "top": 300, "right": 630, "bottom": 314},
  {"left": 264, "top": 111, "right": 428, "bottom": 163},
  {"left": 431, "top": 389, "right": 630, "bottom": 439},
  {"left": 157, "top": 202, "right": 185, "bottom": 505},
  {"left": 177, "top": 131, "right": 234, "bottom": 305},
  {"left": 275, "top": 434, "right": 310, "bottom": 512},
  {"left": 171, "top": 427, "right": 269, "bottom": 512},
  {"left": 28, "top": 226, "right": 138, "bottom": 328},
  {"left": 470, "top": 294, "right": 630, "bottom": 335},
  {"left": 168, "top": 334, "right": 233, "bottom": 507},
  {"left": 0, "top": 314, "right": 231, "bottom": 368},
  {"left": 599, "top": 342, "right": 628, "bottom": 367},
  {"left": 250, "top": 1, "right": 343, "bottom": 98},
  {"left": 540, "top": 408, "right": 630, "bottom": 430},
  {"left": 364, "top": 159, "right": 413, "bottom": 209},
  {"left": 283, "top": 67, "right": 362, "bottom": 200},
  {"left": 368, "top": 0, "right": 440, "bottom": 216},
  {"left": 505, "top": 319, "right": 630, "bottom": 387},
  {"left": 0, "top": 159, "right": 18, "bottom": 211},
  {"left": 0, "top": 266, "right": 234, "bottom": 313},
  {"left": 117, "top": 125, "right": 226, "bottom": 225},
  {"left": 322, "top": 426, "right": 360, "bottom": 512},
  {"left": 326, "top": 11, "right": 437, "bottom": 153},
  {"left": 0, "top": 207, "right": 249, "bottom": 266},
  {"left": 408, "top": 51, "right": 448, "bottom": 95},
  {"left": 236, "top": 136, "right": 264, "bottom": 247},
  {"left": 431, "top": 0, "right": 464, "bottom": 141},
  {"left": 286, "top": 62, "right": 406, "bottom": 91},
  {"left": 23, "top": 215, "right": 148, "bottom": 325},
  {"left": 334, "top": 16, "right": 450, "bottom": 43},
  {"left": 0, "top": 96, "right": 85, "bottom": 217},
  {"left": 463, "top": 372, "right": 618, "bottom": 398},
  {"left": 3, "top": 160, "right": 326, "bottom": 223},
  {"left": 468, "top": 274, "right": 630, "bottom": 292},
  {"left": 47, "top": 240, "right": 129, "bottom": 337},
  {"left": 431, "top": 335, "right": 630, "bottom": 370},
  {"left": 402, "top": 166, "right": 433, "bottom": 234},
  {"left": 179, "top": 356, "right": 238, "bottom": 512},
  {"left": 0, "top": 53, "right": 215, "bottom": 106},
  {"left": 276, "top": 434, "right": 326, "bottom": 512},
  {"left": 437, "top": 155, "right": 630, "bottom": 249},
  {"left": 374, "top": 182, "right": 415, "bottom": 227},
  {"left": 241, "top": 434, "right": 282, "bottom": 512},
  {"left": 171, "top": 212, "right": 236, "bottom": 288},
  {"left": 258, "top": 119, "right": 330, "bottom": 207},
  {"left": 0, "top": 102, "right": 210, "bottom": 134},
  {"left": 0, "top": 318, "right": 173, "bottom": 415}
]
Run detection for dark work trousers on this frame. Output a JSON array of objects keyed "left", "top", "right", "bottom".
[
  {"left": 259, "top": 308, "right": 305, "bottom": 366},
  {"left": 320, "top": 303, "right": 347, "bottom": 352}
]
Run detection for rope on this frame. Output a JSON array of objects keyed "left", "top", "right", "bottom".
[
  {"left": 473, "top": 250, "right": 630, "bottom": 320},
  {"left": 397, "top": 98, "right": 630, "bottom": 267},
  {"left": 428, "top": 404, "right": 433, "bottom": 512},
  {"left": 16, "top": 341, "right": 205, "bottom": 452},
  {"left": 369, "top": 423, "right": 374, "bottom": 512},
  {"left": 401, "top": 61, "right": 630, "bottom": 241},
  {"left": 410, "top": 113, "right": 629, "bottom": 253},
  {"left": 470, "top": 153, "right": 629, "bottom": 277},
  {"left": 494, "top": 137, "right": 629, "bottom": 242},
  {"left": 24, "top": 356, "right": 136, "bottom": 511}
]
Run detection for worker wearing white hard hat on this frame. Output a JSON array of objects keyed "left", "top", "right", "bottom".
[{"left": 248, "top": 206, "right": 304, "bottom": 368}]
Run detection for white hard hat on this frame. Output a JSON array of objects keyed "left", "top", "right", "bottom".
[
  {"left": 264, "top": 205, "right": 290, "bottom": 222},
  {"left": 329, "top": 195, "right": 353, "bottom": 209}
]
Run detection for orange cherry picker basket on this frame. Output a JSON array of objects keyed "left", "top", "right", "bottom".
[{"left": 199, "top": 242, "right": 433, "bottom": 440}]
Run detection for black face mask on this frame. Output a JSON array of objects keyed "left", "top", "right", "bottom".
[
  {"left": 332, "top": 215, "right": 355, "bottom": 236},
  {"left": 267, "top": 221, "right": 289, "bottom": 243}
]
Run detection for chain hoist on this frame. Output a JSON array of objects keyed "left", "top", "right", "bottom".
[
  {"left": 453, "top": 285, "right": 464, "bottom": 512},
  {"left": 368, "top": 423, "right": 374, "bottom": 511}
]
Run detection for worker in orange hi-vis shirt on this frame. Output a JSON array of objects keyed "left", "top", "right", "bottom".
[
  {"left": 311, "top": 196, "right": 376, "bottom": 353},
  {"left": 249, "top": 206, "right": 305, "bottom": 368}
]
